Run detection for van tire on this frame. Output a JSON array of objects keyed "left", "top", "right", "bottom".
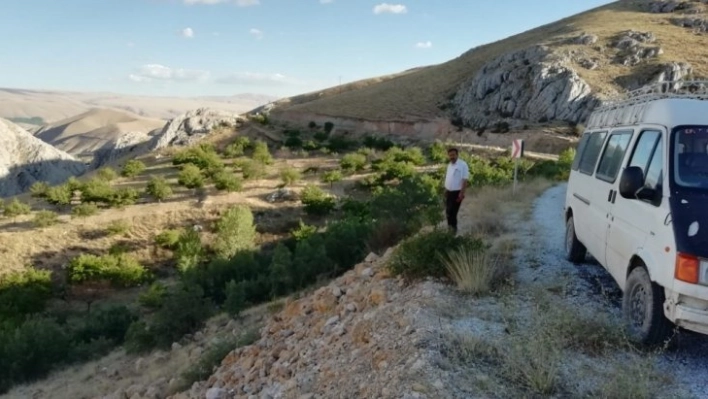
[
  {"left": 565, "top": 216, "right": 586, "bottom": 264},
  {"left": 623, "top": 267, "right": 674, "bottom": 346}
]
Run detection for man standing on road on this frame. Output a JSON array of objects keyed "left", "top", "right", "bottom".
[{"left": 444, "top": 148, "right": 469, "bottom": 234}]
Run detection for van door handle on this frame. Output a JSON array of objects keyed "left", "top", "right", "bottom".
[
  {"left": 607, "top": 189, "right": 614, "bottom": 203},
  {"left": 611, "top": 190, "right": 617, "bottom": 203}
]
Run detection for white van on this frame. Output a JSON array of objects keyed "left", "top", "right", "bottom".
[{"left": 564, "top": 81, "right": 708, "bottom": 345}]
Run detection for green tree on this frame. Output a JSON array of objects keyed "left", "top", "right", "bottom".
[
  {"left": 240, "top": 160, "right": 267, "bottom": 180},
  {"left": 251, "top": 141, "right": 273, "bottom": 165},
  {"left": 321, "top": 170, "right": 343, "bottom": 187},
  {"left": 2, "top": 199, "right": 31, "bottom": 222},
  {"left": 280, "top": 166, "right": 301, "bottom": 186},
  {"left": 29, "top": 181, "right": 49, "bottom": 198},
  {"left": 212, "top": 170, "right": 243, "bottom": 192},
  {"left": 97, "top": 167, "right": 118, "bottom": 182},
  {"left": 268, "top": 243, "right": 293, "bottom": 296},
  {"left": 44, "top": 184, "right": 73, "bottom": 207},
  {"left": 146, "top": 176, "right": 173, "bottom": 201},
  {"left": 224, "top": 280, "right": 247, "bottom": 317},
  {"left": 223, "top": 137, "right": 251, "bottom": 158},
  {"left": 340, "top": 153, "right": 368, "bottom": 172},
  {"left": 121, "top": 160, "right": 146, "bottom": 178},
  {"left": 213, "top": 206, "right": 256, "bottom": 260},
  {"left": 178, "top": 164, "right": 205, "bottom": 189},
  {"left": 300, "top": 185, "right": 336, "bottom": 216}
]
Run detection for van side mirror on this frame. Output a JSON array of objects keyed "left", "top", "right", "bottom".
[{"left": 619, "top": 166, "right": 645, "bottom": 199}]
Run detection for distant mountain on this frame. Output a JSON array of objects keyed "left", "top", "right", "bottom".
[
  {"left": 34, "top": 108, "right": 166, "bottom": 160},
  {"left": 0, "top": 88, "right": 278, "bottom": 124},
  {"left": 0, "top": 118, "right": 85, "bottom": 198}
]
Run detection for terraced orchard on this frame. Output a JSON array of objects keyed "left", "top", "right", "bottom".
[{"left": 0, "top": 122, "right": 573, "bottom": 397}]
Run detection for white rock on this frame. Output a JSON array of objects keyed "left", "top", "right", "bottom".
[
  {"left": 206, "top": 387, "right": 227, "bottom": 399},
  {"left": 172, "top": 342, "right": 182, "bottom": 351}
]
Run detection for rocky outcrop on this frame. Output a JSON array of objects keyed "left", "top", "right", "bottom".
[
  {"left": 672, "top": 16, "right": 708, "bottom": 32},
  {"left": 91, "top": 130, "right": 157, "bottom": 169},
  {"left": 616, "top": 61, "right": 694, "bottom": 91},
  {"left": 612, "top": 30, "right": 663, "bottom": 66},
  {"left": 150, "top": 108, "right": 245, "bottom": 152},
  {"left": 568, "top": 32, "right": 599, "bottom": 45},
  {"left": 171, "top": 250, "right": 448, "bottom": 399},
  {"left": 450, "top": 45, "right": 600, "bottom": 129},
  {"left": 0, "top": 118, "right": 85, "bottom": 197},
  {"left": 647, "top": 0, "right": 704, "bottom": 13}
]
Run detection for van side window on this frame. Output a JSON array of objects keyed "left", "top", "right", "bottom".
[
  {"left": 595, "top": 131, "right": 633, "bottom": 182},
  {"left": 578, "top": 131, "right": 607, "bottom": 175},
  {"left": 628, "top": 130, "right": 663, "bottom": 206},
  {"left": 571, "top": 133, "right": 590, "bottom": 171}
]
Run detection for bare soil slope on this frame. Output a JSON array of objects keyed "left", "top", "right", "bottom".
[{"left": 34, "top": 109, "right": 166, "bottom": 159}]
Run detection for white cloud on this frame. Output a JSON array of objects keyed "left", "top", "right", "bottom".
[
  {"left": 249, "top": 28, "right": 263, "bottom": 39},
  {"left": 415, "top": 41, "right": 432, "bottom": 49},
  {"left": 129, "top": 64, "right": 210, "bottom": 83},
  {"left": 215, "top": 72, "right": 303, "bottom": 86},
  {"left": 183, "top": 0, "right": 259, "bottom": 5},
  {"left": 182, "top": 27, "right": 194, "bottom": 38},
  {"left": 373, "top": 3, "right": 407, "bottom": 14}
]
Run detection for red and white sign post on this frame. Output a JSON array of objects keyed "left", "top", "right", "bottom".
[{"left": 511, "top": 139, "right": 524, "bottom": 193}]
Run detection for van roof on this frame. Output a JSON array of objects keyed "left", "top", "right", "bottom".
[{"left": 586, "top": 81, "right": 708, "bottom": 130}]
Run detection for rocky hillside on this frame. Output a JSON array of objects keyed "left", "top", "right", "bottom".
[
  {"left": 267, "top": 0, "right": 708, "bottom": 129},
  {"left": 0, "top": 118, "right": 86, "bottom": 197}
]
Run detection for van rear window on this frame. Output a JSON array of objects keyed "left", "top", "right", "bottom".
[
  {"left": 571, "top": 134, "right": 590, "bottom": 171},
  {"left": 578, "top": 131, "right": 607, "bottom": 175}
]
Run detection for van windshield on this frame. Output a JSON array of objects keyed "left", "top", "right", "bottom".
[{"left": 673, "top": 126, "right": 708, "bottom": 189}]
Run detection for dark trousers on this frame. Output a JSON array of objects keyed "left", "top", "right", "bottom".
[{"left": 445, "top": 190, "right": 462, "bottom": 233}]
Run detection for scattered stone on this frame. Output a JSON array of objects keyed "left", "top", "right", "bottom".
[
  {"left": 134, "top": 358, "right": 145, "bottom": 373},
  {"left": 172, "top": 342, "right": 182, "bottom": 351},
  {"left": 331, "top": 286, "right": 343, "bottom": 297},
  {"left": 205, "top": 387, "right": 227, "bottom": 399},
  {"left": 672, "top": 17, "right": 708, "bottom": 33},
  {"left": 570, "top": 32, "right": 598, "bottom": 45},
  {"left": 266, "top": 188, "right": 296, "bottom": 203},
  {"left": 361, "top": 268, "right": 374, "bottom": 278}
]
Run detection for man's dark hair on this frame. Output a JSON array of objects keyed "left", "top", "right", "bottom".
[{"left": 447, "top": 147, "right": 459, "bottom": 155}]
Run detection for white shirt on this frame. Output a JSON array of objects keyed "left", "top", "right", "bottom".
[{"left": 445, "top": 159, "right": 470, "bottom": 191}]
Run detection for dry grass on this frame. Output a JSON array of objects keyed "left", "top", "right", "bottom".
[
  {"left": 275, "top": 1, "right": 708, "bottom": 121},
  {"left": 441, "top": 245, "right": 512, "bottom": 296}
]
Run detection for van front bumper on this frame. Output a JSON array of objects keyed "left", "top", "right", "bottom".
[{"left": 665, "top": 291, "right": 708, "bottom": 335}]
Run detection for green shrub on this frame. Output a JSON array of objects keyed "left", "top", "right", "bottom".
[
  {"left": 292, "top": 234, "right": 331, "bottom": 288},
  {"left": 80, "top": 178, "right": 114, "bottom": 204},
  {"left": 121, "top": 160, "right": 146, "bottom": 178},
  {"left": 429, "top": 141, "right": 448, "bottom": 163},
  {"left": 240, "top": 159, "right": 267, "bottom": 180},
  {"left": 66, "top": 253, "right": 151, "bottom": 288},
  {"left": 313, "top": 131, "right": 329, "bottom": 142},
  {"left": 65, "top": 176, "right": 83, "bottom": 192},
  {"left": 224, "top": 280, "right": 247, "bottom": 317},
  {"left": 146, "top": 176, "right": 173, "bottom": 201},
  {"left": 323, "top": 217, "right": 373, "bottom": 273},
  {"left": 125, "top": 283, "right": 213, "bottom": 353},
  {"left": 178, "top": 164, "right": 205, "bottom": 189},
  {"left": 212, "top": 170, "right": 243, "bottom": 192},
  {"left": 173, "top": 144, "right": 224, "bottom": 173},
  {"left": 224, "top": 137, "right": 251, "bottom": 157},
  {"left": 97, "top": 167, "right": 118, "bottom": 182},
  {"left": 0, "top": 316, "right": 73, "bottom": 393},
  {"left": 291, "top": 220, "right": 317, "bottom": 241},
  {"left": 284, "top": 136, "right": 303, "bottom": 149},
  {"left": 340, "top": 153, "right": 368, "bottom": 172},
  {"left": 107, "top": 188, "right": 139, "bottom": 208},
  {"left": 174, "top": 228, "right": 205, "bottom": 273},
  {"left": 308, "top": 121, "right": 317, "bottom": 129},
  {"left": 324, "top": 121, "right": 334, "bottom": 134},
  {"left": 280, "top": 166, "right": 302, "bottom": 186},
  {"left": 327, "top": 136, "right": 357, "bottom": 152},
  {"left": 250, "top": 113, "right": 269, "bottom": 125},
  {"left": 370, "top": 174, "right": 443, "bottom": 234},
  {"left": 45, "top": 184, "right": 73, "bottom": 207},
  {"left": 362, "top": 135, "right": 395, "bottom": 151},
  {"left": 106, "top": 219, "right": 131, "bottom": 236},
  {"left": 303, "top": 140, "right": 320, "bottom": 151},
  {"left": 268, "top": 243, "right": 293, "bottom": 296},
  {"left": 155, "top": 229, "right": 181, "bottom": 249},
  {"left": 29, "top": 181, "right": 49, "bottom": 198},
  {"left": 373, "top": 159, "right": 416, "bottom": 182},
  {"left": 252, "top": 140, "right": 273, "bottom": 165},
  {"left": 72, "top": 305, "right": 137, "bottom": 346},
  {"left": 388, "top": 229, "right": 486, "bottom": 280},
  {"left": 0, "top": 268, "right": 53, "bottom": 321},
  {"left": 2, "top": 199, "right": 31, "bottom": 220},
  {"left": 138, "top": 282, "right": 167, "bottom": 309},
  {"left": 380, "top": 146, "right": 426, "bottom": 166},
  {"left": 300, "top": 185, "right": 336, "bottom": 216},
  {"left": 321, "top": 169, "right": 343, "bottom": 187},
  {"left": 71, "top": 203, "right": 99, "bottom": 218},
  {"left": 33, "top": 210, "right": 59, "bottom": 228},
  {"left": 213, "top": 206, "right": 256, "bottom": 260}
]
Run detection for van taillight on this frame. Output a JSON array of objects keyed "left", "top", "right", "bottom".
[{"left": 676, "top": 253, "right": 700, "bottom": 284}]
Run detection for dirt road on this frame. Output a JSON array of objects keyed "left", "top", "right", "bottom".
[{"left": 533, "top": 184, "right": 708, "bottom": 399}]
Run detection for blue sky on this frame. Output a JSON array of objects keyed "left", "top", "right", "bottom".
[{"left": 0, "top": 0, "right": 614, "bottom": 99}]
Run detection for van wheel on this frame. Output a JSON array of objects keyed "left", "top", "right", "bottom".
[
  {"left": 623, "top": 267, "right": 674, "bottom": 346},
  {"left": 565, "top": 216, "right": 586, "bottom": 263}
]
